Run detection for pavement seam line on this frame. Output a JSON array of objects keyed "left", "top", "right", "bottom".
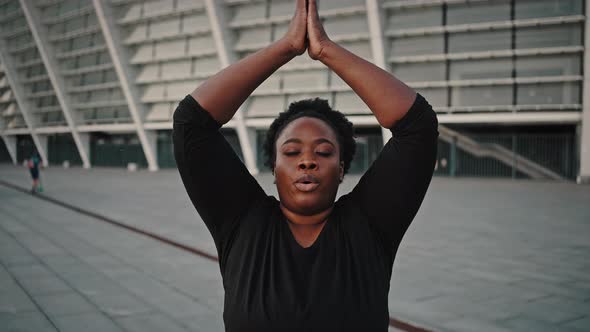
[{"left": 0, "top": 179, "right": 433, "bottom": 332}]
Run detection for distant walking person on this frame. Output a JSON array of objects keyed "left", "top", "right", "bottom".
[
  {"left": 173, "top": 1, "right": 438, "bottom": 330},
  {"left": 28, "top": 152, "right": 42, "bottom": 193}
]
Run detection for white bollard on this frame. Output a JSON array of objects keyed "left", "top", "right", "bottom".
[{"left": 127, "top": 162, "right": 138, "bottom": 172}]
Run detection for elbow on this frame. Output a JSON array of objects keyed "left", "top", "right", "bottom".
[
  {"left": 429, "top": 107, "right": 439, "bottom": 137},
  {"left": 378, "top": 116, "right": 397, "bottom": 130}
]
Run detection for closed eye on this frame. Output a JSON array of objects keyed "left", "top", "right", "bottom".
[
  {"left": 284, "top": 151, "right": 299, "bottom": 156},
  {"left": 316, "top": 152, "right": 332, "bottom": 157}
]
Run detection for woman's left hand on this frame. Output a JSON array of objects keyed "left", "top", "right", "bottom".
[{"left": 307, "top": 0, "right": 332, "bottom": 61}]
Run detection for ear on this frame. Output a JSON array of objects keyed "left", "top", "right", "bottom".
[{"left": 339, "top": 161, "right": 344, "bottom": 182}]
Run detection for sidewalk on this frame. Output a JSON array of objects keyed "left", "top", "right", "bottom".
[{"left": 1, "top": 164, "right": 589, "bottom": 331}]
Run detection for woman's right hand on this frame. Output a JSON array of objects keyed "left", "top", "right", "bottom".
[{"left": 280, "top": 0, "right": 308, "bottom": 57}]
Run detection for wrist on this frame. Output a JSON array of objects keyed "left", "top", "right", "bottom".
[
  {"left": 274, "top": 38, "right": 301, "bottom": 59},
  {"left": 317, "top": 40, "right": 338, "bottom": 64}
]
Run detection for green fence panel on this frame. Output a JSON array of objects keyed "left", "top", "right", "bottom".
[
  {"left": 0, "top": 138, "right": 11, "bottom": 163},
  {"left": 157, "top": 131, "right": 176, "bottom": 168},
  {"left": 515, "top": 134, "right": 576, "bottom": 179},
  {"left": 48, "top": 134, "right": 82, "bottom": 166},
  {"left": 434, "top": 140, "right": 451, "bottom": 176},
  {"left": 90, "top": 134, "right": 147, "bottom": 168}
]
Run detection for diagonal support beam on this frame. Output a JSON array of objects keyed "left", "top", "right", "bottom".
[
  {"left": 204, "top": 0, "right": 259, "bottom": 175},
  {"left": 366, "top": 0, "right": 393, "bottom": 144},
  {"left": 19, "top": 0, "right": 91, "bottom": 168},
  {"left": 93, "top": 0, "right": 158, "bottom": 171},
  {"left": 0, "top": 39, "right": 48, "bottom": 166},
  {"left": 1, "top": 134, "right": 17, "bottom": 164}
]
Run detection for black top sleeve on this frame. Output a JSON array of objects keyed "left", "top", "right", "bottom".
[
  {"left": 348, "top": 94, "right": 439, "bottom": 248},
  {"left": 173, "top": 95, "right": 266, "bottom": 258}
]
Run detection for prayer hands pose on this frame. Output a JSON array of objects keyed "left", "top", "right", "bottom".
[
  {"left": 280, "top": 0, "right": 332, "bottom": 60},
  {"left": 306, "top": 0, "right": 331, "bottom": 61},
  {"left": 192, "top": 0, "right": 415, "bottom": 129},
  {"left": 281, "top": 0, "right": 308, "bottom": 56}
]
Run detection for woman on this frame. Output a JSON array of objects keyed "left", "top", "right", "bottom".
[{"left": 173, "top": 0, "right": 438, "bottom": 330}]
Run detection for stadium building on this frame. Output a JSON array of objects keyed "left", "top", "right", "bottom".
[{"left": 0, "top": 0, "right": 588, "bottom": 183}]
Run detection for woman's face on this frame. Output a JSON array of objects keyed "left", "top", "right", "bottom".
[{"left": 274, "top": 117, "right": 344, "bottom": 216}]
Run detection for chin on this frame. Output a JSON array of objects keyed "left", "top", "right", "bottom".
[{"left": 291, "top": 194, "right": 333, "bottom": 215}]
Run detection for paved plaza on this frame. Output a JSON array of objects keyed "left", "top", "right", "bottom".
[{"left": 0, "top": 164, "right": 589, "bottom": 332}]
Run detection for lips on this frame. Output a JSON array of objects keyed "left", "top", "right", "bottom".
[{"left": 294, "top": 174, "right": 320, "bottom": 192}]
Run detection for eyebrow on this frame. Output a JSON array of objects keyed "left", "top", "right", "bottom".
[{"left": 281, "top": 138, "right": 335, "bottom": 147}]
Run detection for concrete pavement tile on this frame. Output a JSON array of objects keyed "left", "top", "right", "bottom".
[
  {"left": 86, "top": 293, "right": 154, "bottom": 318},
  {"left": 1, "top": 255, "right": 39, "bottom": 268},
  {"left": 0, "top": 312, "right": 58, "bottom": 332},
  {"left": 180, "top": 310, "right": 225, "bottom": 332},
  {"left": 44, "top": 236, "right": 104, "bottom": 257},
  {"left": 17, "top": 276, "right": 72, "bottom": 296},
  {"left": 12, "top": 234, "right": 67, "bottom": 257},
  {"left": 511, "top": 278, "right": 589, "bottom": 301},
  {"left": 515, "top": 301, "right": 586, "bottom": 324},
  {"left": 441, "top": 317, "right": 513, "bottom": 332},
  {"left": 498, "top": 316, "right": 587, "bottom": 332},
  {"left": 81, "top": 254, "right": 129, "bottom": 271},
  {"left": 99, "top": 266, "right": 142, "bottom": 278},
  {"left": 0, "top": 266, "right": 18, "bottom": 293},
  {"left": 52, "top": 312, "right": 125, "bottom": 332},
  {"left": 564, "top": 316, "right": 590, "bottom": 330},
  {"left": 0, "top": 278, "right": 18, "bottom": 293},
  {"left": 7, "top": 264, "right": 54, "bottom": 280},
  {"left": 0, "top": 217, "right": 32, "bottom": 234},
  {"left": 39, "top": 254, "right": 82, "bottom": 270},
  {"left": 62, "top": 273, "right": 127, "bottom": 297},
  {"left": 458, "top": 266, "right": 524, "bottom": 284},
  {"left": 33, "top": 292, "right": 97, "bottom": 317},
  {"left": 115, "top": 312, "right": 192, "bottom": 332},
  {"left": 528, "top": 296, "right": 590, "bottom": 317},
  {"left": 58, "top": 265, "right": 103, "bottom": 281},
  {"left": 0, "top": 287, "right": 37, "bottom": 314},
  {"left": 0, "top": 237, "right": 40, "bottom": 266},
  {"left": 389, "top": 301, "right": 462, "bottom": 326},
  {"left": 117, "top": 273, "right": 213, "bottom": 319}
]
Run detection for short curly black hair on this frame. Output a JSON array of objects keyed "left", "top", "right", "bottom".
[{"left": 263, "top": 98, "right": 356, "bottom": 174}]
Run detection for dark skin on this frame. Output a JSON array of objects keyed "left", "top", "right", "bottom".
[
  {"left": 274, "top": 117, "right": 344, "bottom": 247},
  {"left": 191, "top": 0, "right": 416, "bottom": 247}
]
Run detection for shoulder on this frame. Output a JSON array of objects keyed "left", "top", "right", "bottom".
[
  {"left": 239, "top": 195, "right": 279, "bottom": 226},
  {"left": 334, "top": 193, "right": 368, "bottom": 229}
]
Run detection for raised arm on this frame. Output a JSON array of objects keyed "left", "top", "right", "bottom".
[
  {"left": 174, "top": 0, "right": 309, "bottom": 262},
  {"left": 307, "top": 0, "right": 415, "bottom": 128},
  {"left": 191, "top": 0, "right": 308, "bottom": 124},
  {"left": 306, "top": 0, "right": 438, "bottom": 246}
]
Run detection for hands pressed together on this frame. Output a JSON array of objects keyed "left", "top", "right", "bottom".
[
  {"left": 282, "top": 0, "right": 331, "bottom": 61},
  {"left": 192, "top": 0, "right": 415, "bottom": 128}
]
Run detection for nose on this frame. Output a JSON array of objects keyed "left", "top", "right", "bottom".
[{"left": 298, "top": 157, "right": 317, "bottom": 170}]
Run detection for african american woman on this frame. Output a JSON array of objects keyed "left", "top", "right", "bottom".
[{"left": 173, "top": 0, "right": 438, "bottom": 331}]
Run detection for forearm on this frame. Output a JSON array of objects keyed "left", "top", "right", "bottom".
[
  {"left": 191, "top": 40, "right": 296, "bottom": 124},
  {"left": 319, "top": 42, "right": 416, "bottom": 129}
]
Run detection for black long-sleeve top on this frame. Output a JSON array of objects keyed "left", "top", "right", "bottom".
[{"left": 173, "top": 94, "right": 438, "bottom": 332}]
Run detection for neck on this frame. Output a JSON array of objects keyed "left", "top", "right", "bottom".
[{"left": 280, "top": 204, "right": 333, "bottom": 248}]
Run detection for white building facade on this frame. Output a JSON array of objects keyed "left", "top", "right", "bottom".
[{"left": 0, "top": 0, "right": 588, "bottom": 182}]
